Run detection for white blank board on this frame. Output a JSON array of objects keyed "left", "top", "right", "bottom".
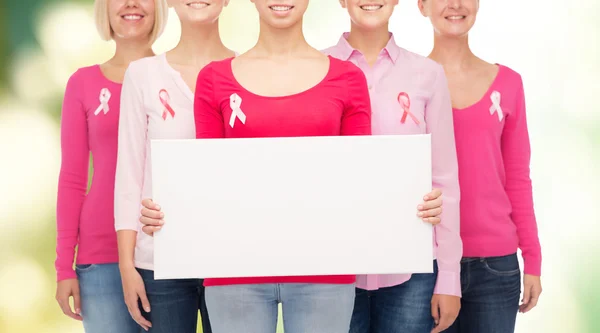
[{"left": 151, "top": 135, "right": 433, "bottom": 280}]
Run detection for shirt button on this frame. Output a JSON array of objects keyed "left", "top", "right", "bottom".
[{"left": 368, "top": 85, "right": 373, "bottom": 90}]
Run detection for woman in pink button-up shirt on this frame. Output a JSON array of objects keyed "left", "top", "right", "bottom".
[
  {"left": 322, "top": 1, "right": 463, "bottom": 333},
  {"left": 419, "top": 1, "right": 543, "bottom": 332}
]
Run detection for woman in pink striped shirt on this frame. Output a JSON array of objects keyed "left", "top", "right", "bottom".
[
  {"left": 419, "top": 0, "right": 543, "bottom": 332},
  {"left": 322, "top": 1, "right": 463, "bottom": 333},
  {"left": 54, "top": 0, "right": 166, "bottom": 332}
]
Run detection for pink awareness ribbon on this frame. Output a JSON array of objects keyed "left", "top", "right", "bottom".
[
  {"left": 397, "top": 92, "right": 420, "bottom": 125},
  {"left": 159, "top": 89, "right": 175, "bottom": 120}
]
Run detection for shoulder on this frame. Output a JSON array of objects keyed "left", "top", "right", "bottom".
[
  {"left": 328, "top": 56, "right": 366, "bottom": 83},
  {"left": 496, "top": 64, "right": 524, "bottom": 88},
  {"left": 401, "top": 48, "right": 446, "bottom": 79},
  {"left": 320, "top": 45, "right": 339, "bottom": 58},
  {"left": 199, "top": 57, "right": 233, "bottom": 78},
  {"left": 67, "top": 65, "right": 99, "bottom": 85},
  {"left": 125, "top": 54, "right": 165, "bottom": 78}
]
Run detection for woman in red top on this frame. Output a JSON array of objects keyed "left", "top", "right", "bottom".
[{"left": 193, "top": 0, "right": 369, "bottom": 331}]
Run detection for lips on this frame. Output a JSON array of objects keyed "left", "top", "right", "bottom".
[
  {"left": 269, "top": 5, "right": 294, "bottom": 12},
  {"left": 187, "top": 1, "right": 209, "bottom": 9},
  {"left": 121, "top": 14, "right": 144, "bottom": 21},
  {"left": 360, "top": 4, "right": 383, "bottom": 11}
]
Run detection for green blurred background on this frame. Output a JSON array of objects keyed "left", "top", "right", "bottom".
[{"left": 0, "top": 0, "right": 598, "bottom": 332}]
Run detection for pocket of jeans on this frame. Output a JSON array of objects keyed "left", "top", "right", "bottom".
[
  {"left": 75, "top": 264, "right": 98, "bottom": 273},
  {"left": 481, "top": 255, "right": 520, "bottom": 276}
]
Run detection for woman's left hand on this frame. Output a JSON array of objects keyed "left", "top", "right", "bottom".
[
  {"left": 418, "top": 188, "right": 443, "bottom": 225},
  {"left": 519, "top": 274, "right": 542, "bottom": 313}
]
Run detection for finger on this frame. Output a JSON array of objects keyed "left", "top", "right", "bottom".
[
  {"left": 519, "top": 284, "right": 532, "bottom": 312},
  {"left": 433, "top": 314, "right": 454, "bottom": 333},
  {"left": 418, "top": 207, "right": 442, "bottom": 219},
  {"left": 419, "top": 197, "right": 443, "bottom": 211},
  {"left": 139, "top": 215, "right": 163, "bottom": 227},
  {"left": 127, "top": 299, "right": 151, "bottom": 331},
  {"left": 141, "top": 198, "right": 155, "bottom": 209},
  {"left": 142, "top": 225, "right": 162, "bottom": 236},
  {"left": 522, "top": 288, "right": 541, "bottom": 313},
  {"left": 58, "top": 298, "right": 82, "bottom": 321},
  {"left": 73, "top": 286, "right": 82, "bottom": 317},
  {"left": 431, "top": 299, "right": 440, "bottom": 327},
  {"left": 424, "top": 188, "right": 442, "bottom": 201},
  {"left": 140, "top": 208, "right": 164, "bottom": 222},
  {"left": 423, "top": 217, "right": 441, "bottom": 225},
  {"left": 139, "top": 289, "right": 151, "bottom": 313}
]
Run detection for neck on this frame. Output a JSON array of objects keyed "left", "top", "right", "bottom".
[
  {"left": 253, "top": 19, "right": 310, "bottom": 57},
  {"left": 110, "top": 39, "right": 154, "bottom": 66},
  {"left": 428, "top": 33, "right": 476, "bottom": 73},
  {"left": 171, "top": 20, "right": 229, "bottom": 65},
  {"left": 346, "top": 24, "right": 390, "bottom": 64}
]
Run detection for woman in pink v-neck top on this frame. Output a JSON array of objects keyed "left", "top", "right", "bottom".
[{"left": 420, "top": 0, "right": 542, "bottom": 332}]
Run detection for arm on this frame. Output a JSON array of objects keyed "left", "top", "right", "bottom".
[
  {"left": 427, "top": 65, "right": 462, "bottom": 297},
  {"left": 114, "top": 64, "right": 152, "bottom": 330},
  {"left": 502, "top": 76, "right": 541, "bottom": 276},
  {"left": 114, "top": 65, "right": 147, "bottom": 269},
  {"left": 341, "top": 65, "right": 372, "bottom": 136},
  {"left": 194, "top": 64, "right": 224, "bottom": 139},
  {"left": 56, "top": 71, "right": 88, "bottom": 282}
]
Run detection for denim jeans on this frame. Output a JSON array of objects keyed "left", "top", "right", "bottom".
[
  {"left": 138, "top": 269, "right": 211, "bottom": 333},
  {"left": 350, "top": 260, "right": 438, "bottom": 333},
  {"left": 445, "top": 253, "right": 521, "bottom": 333},
  {"left": 205, "top": 283, "right": 355, "bottom": 333},
  {"left": 76, "top": 263, "right": 138, "bottom": 333}
]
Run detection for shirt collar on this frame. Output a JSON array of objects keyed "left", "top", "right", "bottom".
[{"left": 334, "top": 32, "right": 402, "bottom": 64}]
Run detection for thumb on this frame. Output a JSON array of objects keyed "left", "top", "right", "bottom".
[
  {"left": 142, "top": 198, "right": 154, "bottom": 209},
  {"left": 73, "top": 284, "right": 82, "bottom": 315},
  {"left": 522, "top": 283, "right": 531, "bottom": 305},
  {"left": 139, "top": 288, "right": 151, "bottom": 313}
]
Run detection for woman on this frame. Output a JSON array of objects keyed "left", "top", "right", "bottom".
[
  {"left": 55, "top": 0, "right": 166, "bottom": 332},
  {"left": 419, "top": 0, "right": 543, "bottom": 332},
  {"left": 114, "top": 0, "right": 235, "bottom": 332},
  {"left": 322, "top": 1, "right": 462, "bottom": 332}
]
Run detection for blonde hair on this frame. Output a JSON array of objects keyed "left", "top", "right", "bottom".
[{"left": 94, "top": 0, "right": 168, "bottom": 43}]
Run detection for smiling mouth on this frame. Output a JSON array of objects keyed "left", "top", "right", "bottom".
[
  {"left": 360, "top": 5, "right": 383, "bottom": 11},
  {"left": 187, "top": 1, "right": 209, "bottom": 9},
  {"left": 121, "top": 14, "right": 144, "bottom": 21},
  {"left": 269, "top": 5, "right": 294, "bottom": 12},
  {"left": 445, "top": 15, "right": 466, "bottom": 20}
]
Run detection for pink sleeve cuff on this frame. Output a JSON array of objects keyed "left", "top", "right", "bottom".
[
  {"left": 57, "top": 269, "right": 77, "bottom": 282},
  {"left": 523, "top": 255, "right": 542, "bottom": 276},
  {"left": 433, "top": 270, "right": 462, "bottom": 297}
]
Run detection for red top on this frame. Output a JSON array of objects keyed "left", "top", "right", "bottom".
[{"left": 194, "top": 56, "right": 372, "bottom": 286}]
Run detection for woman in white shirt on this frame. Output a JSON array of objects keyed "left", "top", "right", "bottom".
[{"left": 114, "top": 0, "right": 236, "bottom": 332}]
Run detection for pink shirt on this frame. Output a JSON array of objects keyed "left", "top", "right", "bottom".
[
  {"left": 114, "top": 54, "right": 198, "bottom": 270},
  {"left": 323, "top": 33, "right": 462, "bottom": 296},
  {"left": 453, "top": 65, "right": 542, "bottom": 276},
  {"left": 56, "top": 66, "right": 122, "bottom": 281}
]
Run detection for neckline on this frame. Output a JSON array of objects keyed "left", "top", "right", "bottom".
[
  {"left": 95, "top": 64, "right": 123, "bottom": 86},
  {"left": 227, "top": 55, "right": 334, "bottom": 100},
  {"left": 453, "top": 63, "right": 503, "bottom": 111},
  {"left": 159, "top": 53, "right": 195, "bottom": 102}
]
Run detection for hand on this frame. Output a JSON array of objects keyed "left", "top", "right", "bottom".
[
  {"left": 121, "top": 266, "right": 152, "bottom": 331},
  {"left": 55, "top": 279, "right": 82, "bottom": 321},
  {"left": 431, "top": 294, "right": 460, "bottom": 333},
  {"left": 519, "top": 274, "right": 542, "bottom": 313},
  {"left": 418, "top": 188, "right": 443, "bottom": 225},
  {"left": 139, "top": 198, "right": 164, "bottom": 236}
]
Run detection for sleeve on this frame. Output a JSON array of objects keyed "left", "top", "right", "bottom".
[
  {"left": 427, "top": 65, "right": 463, "bottom": 297},
  {"left": 501, "top": 75, "right": 542, "bottom": 276},
  {"left": 114, "top": 65, "right": 147, "bottom": 232},
  {"left": 341, "top": 64, "right": 372, "bottom": 136},
  {"left": 194, "top": 64, "right": 224, "bottom": 139},
  {"left": 55, "top": 71, "right": 88, "bottom": 281}
]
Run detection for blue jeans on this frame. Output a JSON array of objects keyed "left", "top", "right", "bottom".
[
  {"left": 205, "top": 283, "right": 355, "bottom": 333},
  {"left": 76, "top": 263, "right": 138, "bottom": 333},
  {"left": 445, "top": 253, "right": 521, "bottom": 333},
  {"left": 138, "top": 269, "right": 212, "bottom": 333},
  {"left": 350, "top": 261, "right": 438, "bottom": 333}
]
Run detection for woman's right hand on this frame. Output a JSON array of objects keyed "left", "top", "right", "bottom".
[
  {"left": 120, "top": 266, "right": 152, "bottom": 331},
  {"left": 56, "top": 279, "right": 82, "bottom": 321},
  {"left": 139, "top": 198, "right": 164, "bottom": 236}
]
